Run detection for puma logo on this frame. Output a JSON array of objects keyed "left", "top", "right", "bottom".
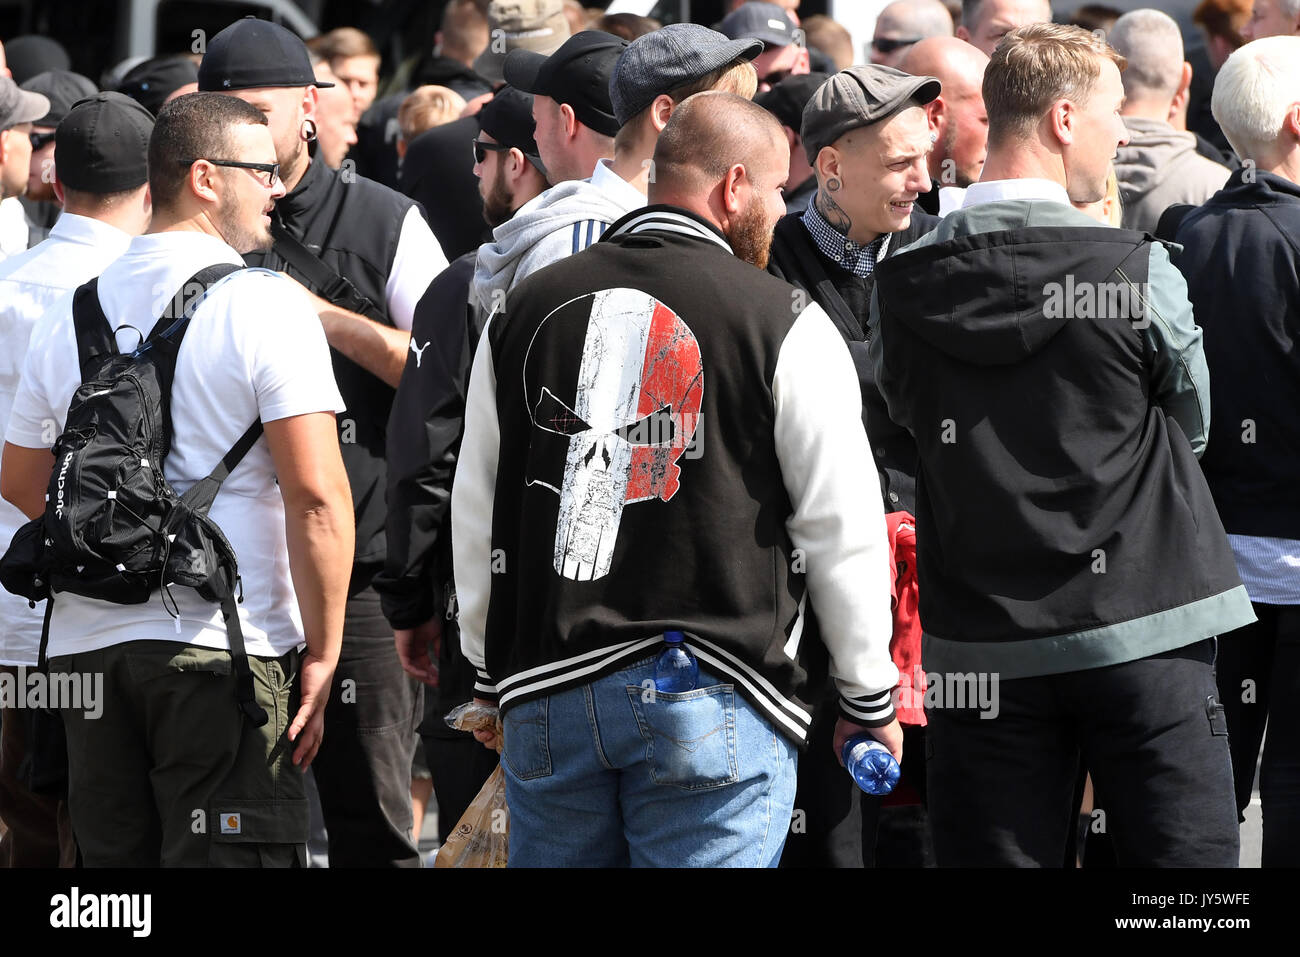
[{"left": 409, "top": 338, "right": 431, "bottom": 367}]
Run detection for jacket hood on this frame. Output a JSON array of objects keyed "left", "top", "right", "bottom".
[
  {"left": 1114, "top": 117, "right": 1202, "bottom": 198},
  {"left": 875, "top": 224, "right": 1152, "bottom": 366},
  {"left": 472, "top": 178, "right": 634, "bottom": 312}
]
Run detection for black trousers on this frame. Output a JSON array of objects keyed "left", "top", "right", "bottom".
[
  {"left": 1217, "top": 604, "right": 1300, "bottom": 867},
  {"left": 927, "top": 638, "right": 1239, "bottom": 867},
  {"left": 311, "top": 585, "right": 424, "bottom": 867}
]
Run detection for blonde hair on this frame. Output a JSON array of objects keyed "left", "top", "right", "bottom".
[
  {"left": 984, "top": 22, "right": 1126, "bottom": 146},
  {"left": 398, "top": 85, "right": 468, "bottom": 142}
]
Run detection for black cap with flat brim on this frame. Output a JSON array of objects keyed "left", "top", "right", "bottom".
[
  {"left": 197, "top": 16, "right": 335, "bottom": 92},
  {"left": 504, "top": 31, "right": 627, "bottom": 138},
  {"left": 55, "top": 92, "right": 154, "bottom": 193}
]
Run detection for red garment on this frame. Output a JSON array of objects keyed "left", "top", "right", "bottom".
[{"left": 886, "top": 512, "right": 926, "bottom": 727}]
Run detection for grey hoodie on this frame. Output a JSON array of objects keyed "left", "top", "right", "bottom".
[
  {"left": 1114, "top": 116, "right": 1231, "bottom": 233},
  {"left": 470, "top": 178, "right": 641, "bottom": 321}
]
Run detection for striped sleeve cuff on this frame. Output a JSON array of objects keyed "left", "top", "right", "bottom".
[
  {"left": 473, "top": 668, "right": 499, "bottom": 702},
  {"left": 837, "top": 688, "right": 896, "bottom": 728}
]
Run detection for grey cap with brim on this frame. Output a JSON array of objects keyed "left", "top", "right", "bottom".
[
  {"left": 473, "top": 0, "right": 571, "bottom": 86},
  {"left": 0, "top": 76, "right": 51, "bottom": 129},
  {"left": 801, "top": 65, "right": 940, "bottom": 164},
  {"left": 611, "top": 23, "right": 762, "bottom": 128}
]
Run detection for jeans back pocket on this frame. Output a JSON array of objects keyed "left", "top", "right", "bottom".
[
  {"left": 503, "top": 697, "right": 552, "bottom": 780},
  {"left": 625, "top": 682, "right": 739, "bottom": 790}
]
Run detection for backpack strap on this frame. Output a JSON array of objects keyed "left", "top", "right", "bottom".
[
  {"left": 70, "top": 278, "right": 118, "bottom": 381},
  {"left": 270, "top": 218, "right": 386, "bottom": 322}
]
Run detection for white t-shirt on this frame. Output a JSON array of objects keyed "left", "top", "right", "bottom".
[
  {"left": 6, "top": 230, "right": 346, "bottom": 660},
  {"left": 0, "top": 213, "right": 135, "bottom": 666}
]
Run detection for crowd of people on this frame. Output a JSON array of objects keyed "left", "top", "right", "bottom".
[{"left": 0, "top": 0, "right": 1293, "bottom": 869}]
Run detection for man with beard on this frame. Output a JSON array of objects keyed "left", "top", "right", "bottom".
[
  {"left": 381, "top": 88, "right": 547, "bottom": 842},
  {"left": 451, "top": 91, "right": 899, "bottom": 867},
  {"left": 199, "top": 17, "right": 445, "bottom": 868},
  {"left": 1, "top": 92, "right": 353, "bottom": 866},
  {"left": 900, "top": 37, "right": 990, "bottom": 214}
]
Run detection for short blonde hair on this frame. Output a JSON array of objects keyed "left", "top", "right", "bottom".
[
  {"left": 984, "top": 22, "right": 1126, "bottom": 146},
  {"left": 398, "top": 85, "right": 468, "bottom": 141}
]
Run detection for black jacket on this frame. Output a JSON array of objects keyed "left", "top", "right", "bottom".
[
  {"left": 1175, "top": 169, "right": 1300, "bottom": 538},
  {"left": 246, "top": 158, "right": 419, "bottom": 573},
  {"left": 377, "top": 251, "right": 478, "bottom": 629},
  {"left": 399, "top": 116, "right": 490, "bottom": 262},
  {"left": 871, "top": 206, "right": 1251, "bottom": 678},
  {"left": 767, "top": 208, "right": 939, "bottom": 514}
]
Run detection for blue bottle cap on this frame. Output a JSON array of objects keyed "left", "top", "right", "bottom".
[{"left": 664, "top": 630, "right": 685, "bottom": 643}]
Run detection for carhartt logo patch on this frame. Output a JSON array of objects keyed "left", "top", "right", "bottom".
[{"left": 220, "top": 813, "right": 241, "bottom": 835}]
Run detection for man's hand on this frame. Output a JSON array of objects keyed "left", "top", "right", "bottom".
[
  {"left": 289, "top": 651, "right": 337, "bottom": 770},
  {"left": 395, "top": 618, "right": 442, "bottom": 686},
  {"left": 833, "top": 715, "right": 903, "bottom": 767},
  {"left": 289, "top": 280, "right": 410, "bottom": 387},
  {"left": 470, "top": 696, "right": 502, "bottom": 752}
]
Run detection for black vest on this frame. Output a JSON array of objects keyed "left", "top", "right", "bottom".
[{"left": 246, "top": 158, "right": 417, "bottom": 569}]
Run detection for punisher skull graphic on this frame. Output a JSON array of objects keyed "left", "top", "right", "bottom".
[{"left": 524, "top": 287, "right": 703, "bottom": 581}]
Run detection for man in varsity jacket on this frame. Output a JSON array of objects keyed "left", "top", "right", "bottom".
[{"left": 452, "top": 92, "right": 900, "bottom": 867}]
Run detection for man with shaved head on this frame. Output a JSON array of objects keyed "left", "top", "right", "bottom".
[
  {"left": 901, "top": 36, "right": 990, "bottom": 213},
  {"left": 957, "top": 0, "right": 1054, "bottom": 55},
  {"left": 1110, "top": 9, "right": 1231, "bottom": 231},
  {"left": 872, "top": 0, "right": 956, "bottom": 67},
  {"left": 452, "top": 91, "right": 900, "bottom": 867}
]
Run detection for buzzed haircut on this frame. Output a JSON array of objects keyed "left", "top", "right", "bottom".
[
  {"left": 148, "top": 92, "right": 268, "bottom": 211},
  {"left": 651, "top": 91, "right": 784, "bottom": 195},
  {"left": 983, "top": 22, "right": 1125, "bottom": 145},
  {"left": 962, "top": 0, "right": 984, "bottom": 28},
  {"left": 1108, "top": 9, "right": 1184, "bottom": 102}
]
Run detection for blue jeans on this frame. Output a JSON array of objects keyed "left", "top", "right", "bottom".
[{"left": 502, "top": 656, "right": 797, "bottom": 867}]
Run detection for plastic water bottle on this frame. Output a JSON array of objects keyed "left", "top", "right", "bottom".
[
  {"left": 842, "top": 734, "right": 901, "bottom": 795},
  {"left": 654, "top": 630, "right": 698, "bottom": 693}
]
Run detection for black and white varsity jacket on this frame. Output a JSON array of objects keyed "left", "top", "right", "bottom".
[{"left": 451, "top": 205, "right": 898, "bottom": 746}]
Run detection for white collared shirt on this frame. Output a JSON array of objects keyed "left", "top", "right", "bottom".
[
  {"left": 589, "top": 157, "right": 647, "bottom": 215},
  {"left": 0, "top": 213, "right": 134, "bottom": 665},
  {"left": 961, "top": 178, "right": 1072, "bottom": 209}
]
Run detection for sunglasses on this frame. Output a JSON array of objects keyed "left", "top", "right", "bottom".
[
  {"left": 872, "top": 36, "right": 923, "bottom": 54},
  {"left": 29, "top": 130, "right": 56, "bottom": 150},
  {"left": 472, "top": 138, "right": 511, "bottom": 164},
  {"left": 180, "top": 158, "right": 281, "bottom": 188}
]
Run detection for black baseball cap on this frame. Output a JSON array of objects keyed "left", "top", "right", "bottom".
[
  {"left": 119, "top": 56, "right": 199, "bottom": 116},
  {"left": 756, "top": 72, "right": 830, "bottom": 132},
  {"left": 198, "top": 17, "right": 335, "bottom": 92},
  {"left": 21, "top": 71, "right": 98, "bottom": 128},
  {"left": 477, "top": 86, "right": 545, "bottom": 173},
  {"left": 503, "top": 31, "right": 627, "bottom": 138},
  {"left": 802, "top": 65, "right": 940, "bottom": 163},
  {"left": 55, "top": 92, "right": 154, "bottom": 193}
]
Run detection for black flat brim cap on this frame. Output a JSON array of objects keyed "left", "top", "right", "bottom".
[
  {"left": 504, "top": 31, "right": 627, "bottom": 137},
  {"left": 197, "top": 16, "right": 334, "bottom": 92}
]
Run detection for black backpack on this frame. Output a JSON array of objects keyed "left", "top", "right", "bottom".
[{"left": 0, "top": 264, "right": 269, "bottom": 726}]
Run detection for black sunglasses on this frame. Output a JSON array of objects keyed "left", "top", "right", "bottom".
[
  {"left": 472, "top": 138, "right": 512, "bottom": 164},
  {"left": 29, "top": 130, "right": 56, "bottom": 150},
  {"left": 180, "top": 158, "right": 281, "bottom": 188},
  {"left": 872, "top": 36, "right": 923, "bottom": 54}
]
